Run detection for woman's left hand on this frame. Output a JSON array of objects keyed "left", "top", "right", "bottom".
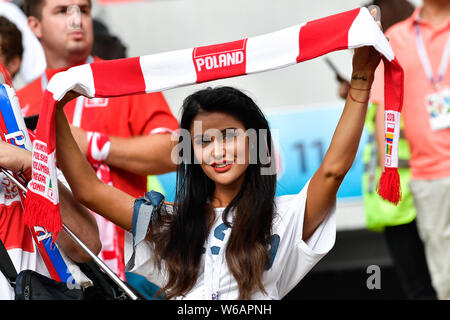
[
  {"left": 351, "top": 8, "right": 383, "bottom": 83},
  {"left": 0, "top": 140, "right": 31, "bottom": 173}
]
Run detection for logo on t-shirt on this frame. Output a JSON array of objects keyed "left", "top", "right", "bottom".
[{"left": 84, "top": 98, "right": 109, "bottom": 108}]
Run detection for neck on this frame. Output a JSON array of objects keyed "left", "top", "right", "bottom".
[
  {"left": 44, "top": 49, "right": 89, "bottom": 70},
  {"left": 421, "top": 0, "right": 450, "bottom": 27},
  {"left": 211, "top": 177, "right": 245, "bottom": 208}
]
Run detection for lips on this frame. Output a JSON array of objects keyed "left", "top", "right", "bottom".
[
  {"left": 211, "top": 161, "right": 233, "bottom": 173},
  {"left": 69, "top": 30, "right": 84, "bottom": 40}
]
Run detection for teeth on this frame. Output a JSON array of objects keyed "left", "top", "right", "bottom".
[{"left": 214, "top": 163, "right": 229, "bottom": 168}]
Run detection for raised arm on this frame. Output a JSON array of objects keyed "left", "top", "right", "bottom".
[
  {"left": 303, "top": 29, "right": 382, "bottom": 240},
  {"left": 54, "top": 94, "right": 136, "bottom": 231},
  {"left": 0, "top": 141, "right": 101, "bottom": 262}
]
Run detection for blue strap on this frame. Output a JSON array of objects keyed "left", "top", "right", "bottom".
[{"left": 125, "top": 191, "right": 164, "bottom": 272}]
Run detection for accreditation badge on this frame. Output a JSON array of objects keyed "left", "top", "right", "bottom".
[{"left": 425, "top": 87, "right": 450, "bottom": 131}]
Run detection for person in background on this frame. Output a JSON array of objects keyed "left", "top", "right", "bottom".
[
  {"left": 333, "top": 0, "right": 437, "bottom": 300},
  {"left": 0, "top": 0, "right": 46, "bottom": 86},
  {"left": 373, "top": 0, "right": 450, "bottom": 300},
  {"left": 17, "top": 0, "right": 179, "bottom": 281},
  {"left": 0, "top": 16, "right": 22, "bottom": 79}
]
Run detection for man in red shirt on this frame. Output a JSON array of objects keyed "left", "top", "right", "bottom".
[{"left": 18, "top": 0, "right": 179, "bottom": 279}]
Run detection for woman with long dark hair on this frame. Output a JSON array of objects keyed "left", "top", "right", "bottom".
[{"left": 52, "top": 21, "right": 382, "bottom": 299}]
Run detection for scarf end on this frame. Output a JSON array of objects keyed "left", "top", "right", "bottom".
[
  {"left": 24, "top": 191, "right": 62, "bottom": 240},
  {"left": 377, "top": 167, "right": 402, "bottom": 205}
]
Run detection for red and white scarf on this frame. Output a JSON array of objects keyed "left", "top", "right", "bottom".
[{"left": 24, "top": 7, "right": 403, "bottom": 238}]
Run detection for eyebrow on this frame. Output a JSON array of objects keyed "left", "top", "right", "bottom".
[
  {"left": 53, "top": 4, "right": 90, "bottom": 12},
  {"left": 193, "top": 128, "right": 237, "bottom": 138}
]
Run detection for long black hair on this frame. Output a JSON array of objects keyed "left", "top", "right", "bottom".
[{"left": 152, "top": 86, "right": 277, "bottom": 299}]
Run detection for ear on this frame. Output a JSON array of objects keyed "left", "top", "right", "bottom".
[
  {"left": 27, "top": 16, "right": 42, "bottom": 39},
  {"left": 6, "top": 56, "right": 21, "bottom": 79}
]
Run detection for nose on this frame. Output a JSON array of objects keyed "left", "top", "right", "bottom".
[
  {"left": 67, "top": 5, "right": 82, "bottom": 30},
  {"left": 210, "top": 137, "right": 226, "bottom": 161}
]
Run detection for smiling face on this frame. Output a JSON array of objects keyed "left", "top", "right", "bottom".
[{"left": 190, "top": 111, "right": 250, "bottom": 190}]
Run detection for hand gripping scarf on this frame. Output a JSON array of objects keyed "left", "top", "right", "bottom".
[{"left": 24, "top": 7, "right": 403, "bottom": 238}]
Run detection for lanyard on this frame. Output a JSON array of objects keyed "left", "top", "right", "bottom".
[
  {"left": 41, "top": 56, "right": 94, "bottom": 127},
  {"left": 414, "top": 22, "right": 450, "bottom": 90}
]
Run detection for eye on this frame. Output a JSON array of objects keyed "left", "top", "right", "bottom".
[
  {"left": 194, "top": 136, "right": 211, "bottom": 145},
  {"left": 80, "top": 6, "right": 91, "bottom": 15},
  {"left": 224, "top": 130, "right": 237, "bottom": 140}
]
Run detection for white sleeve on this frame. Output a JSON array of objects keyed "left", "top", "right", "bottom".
[{"left": 273, "top": 180, "right": 336, "bottom": 298}]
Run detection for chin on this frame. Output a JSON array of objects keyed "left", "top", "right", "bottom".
[
  {"left": 206, "top": 167, "right": 247, "bottom": 188},
  {"left": 68, "top": 41, "right": 92, "bottom": 54}
]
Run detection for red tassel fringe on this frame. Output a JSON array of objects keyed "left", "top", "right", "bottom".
[
  {"left": 377, "top": 167, "right": 402, "bottom": 205},
  {"left": 23, "top": 191, "right": 62, "bottom": 240}
]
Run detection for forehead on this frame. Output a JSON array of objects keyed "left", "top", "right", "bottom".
[
  {"left": 190, "top": 111, "right": 245, "bottom": 133},
  {"left": 44, "top": 0, "right": 90, "bottom": 9}
]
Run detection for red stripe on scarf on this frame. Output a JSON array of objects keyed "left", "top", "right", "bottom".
[
  {"left": 297, "top": 8, "right": 360, "bottom": 62},
  {"left": 91, "top": 57, "right": 146, "bottom": 97},
  {"left": 36, "top": 91, "right": 58, "bottom": 152},
  {"left": 383, "top": 57, "right": 404, "bottom": 112},
  {"left": 24, "top": 91, "right": 62, "bottom": 238}
]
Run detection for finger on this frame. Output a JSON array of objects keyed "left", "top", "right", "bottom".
[
  {"left": 368, "top": 5, "right": 381, "bottom": 25},
  {"left": 377, "top": 21, "right": 383, "bottom": 32}
]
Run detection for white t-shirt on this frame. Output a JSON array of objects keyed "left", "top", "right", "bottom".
[
  {"left": 125, "top": 181, "right": 336, "bottom": 300},
  {"left": 0, "top": 171, "right": 90, "bottom": 300}
]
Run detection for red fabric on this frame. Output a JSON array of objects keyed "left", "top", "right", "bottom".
[
  {"left": 0, "top": 201, "right": 34, "bottom": 252},
  {"left": 297, "top": 8, "right": 359, "bottom": 62},
  {"left": 383, "top": 57, "right": 404, "bottom": 112},
  {"left": 378, "top": 167, "right": 401, "bottom": 205},
  {"left": 91, "top": 57, "right": 146, "bottom": 97},
  {"left": 24, "top": 191, "right": 62, "bottom": 240}
]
